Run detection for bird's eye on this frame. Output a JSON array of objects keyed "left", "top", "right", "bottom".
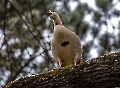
[{"left": 46, "top": 10, "right": 52, "bottom": 15}]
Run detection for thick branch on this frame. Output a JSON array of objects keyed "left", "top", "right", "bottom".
[{"left": 4, "top": 52, "right": 120, "bottom": 88}]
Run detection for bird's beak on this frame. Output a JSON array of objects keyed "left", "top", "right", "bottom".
[{"left": 46, "top": 10, "right": 52, "bottom": 16}]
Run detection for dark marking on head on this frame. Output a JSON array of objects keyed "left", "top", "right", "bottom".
[{"left": 61, "top": 41, "right": 70, "bottom": 47}]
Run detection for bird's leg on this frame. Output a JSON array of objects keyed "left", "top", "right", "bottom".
[
  {"left": 74, "top": 59, "right": 77, "bottom": 65},
  {"left": 74, "top": 59, "right": 80, "bottom": 65},
  {"left": 58, "top": 62, "right": 62, "bottom": 67},
  {"left": 58, "top": 61, "right": 65, "bottom": 67}
]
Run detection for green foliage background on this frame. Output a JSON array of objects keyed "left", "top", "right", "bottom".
[{"left": 0, "top": 0, "right": 120, "bottom": 87}]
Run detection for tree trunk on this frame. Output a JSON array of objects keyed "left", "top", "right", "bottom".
[{"left": 4, "top": 52, "right": 120, "bottom": 88}]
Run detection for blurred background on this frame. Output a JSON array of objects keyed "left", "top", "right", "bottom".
[{"left": 0, "top": 0, "right": 120, "bottom": 87}]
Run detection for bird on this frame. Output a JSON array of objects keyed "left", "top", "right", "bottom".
[{"left": 46, "top": 10, "right": 82, "bottom": 67}]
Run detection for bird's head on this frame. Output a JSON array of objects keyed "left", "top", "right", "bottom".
[{"left": 46, "top": 10, "right": 59, "bottom": 20}]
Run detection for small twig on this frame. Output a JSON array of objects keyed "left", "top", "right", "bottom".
[
  {"left": 3, "top": 0, "right": 11, "bottom": 60},
  {"left": 3, "top": 0, "right": 14, "bottom": 84},
  {"left": 27, "top": 0, "right": 45, "bottom": 48},
  {"left": 8, "top": 1, "right": 40, "bottom": 45},
  {"left": 8, "top": 46, "right": 54, "bottom": 82},
  {"left": 3, "top": 0, "right": 7, "bottom": 32},
  {"left": 27, "top": 0, "right": 52, "bottom": 64},
  {"left": 27, "top": 0, "right": 37, "bottom": 32}
]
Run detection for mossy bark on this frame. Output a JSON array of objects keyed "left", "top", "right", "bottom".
[{"left": 4, "top": 52, "right": 120, "bottom": 88}]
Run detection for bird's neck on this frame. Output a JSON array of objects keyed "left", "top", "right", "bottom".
[{"left": 53, "top": 17, "right": 62, "bottom": 26}]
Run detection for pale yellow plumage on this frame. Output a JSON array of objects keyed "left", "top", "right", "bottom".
[{"left": 47, "top": 10, "right": 82, "bottom": 67}]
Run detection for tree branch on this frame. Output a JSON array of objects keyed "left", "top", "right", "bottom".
[{"left": 4, "top": 51, "right": 120, "bottom": 88}]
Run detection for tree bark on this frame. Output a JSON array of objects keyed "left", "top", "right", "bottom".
[{"left": 4, "top": 52, "right": 120, "bottom": 88}]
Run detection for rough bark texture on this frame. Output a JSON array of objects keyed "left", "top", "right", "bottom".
[{"left": 4, "top": 52, "right": 120, "bottom": 88}]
